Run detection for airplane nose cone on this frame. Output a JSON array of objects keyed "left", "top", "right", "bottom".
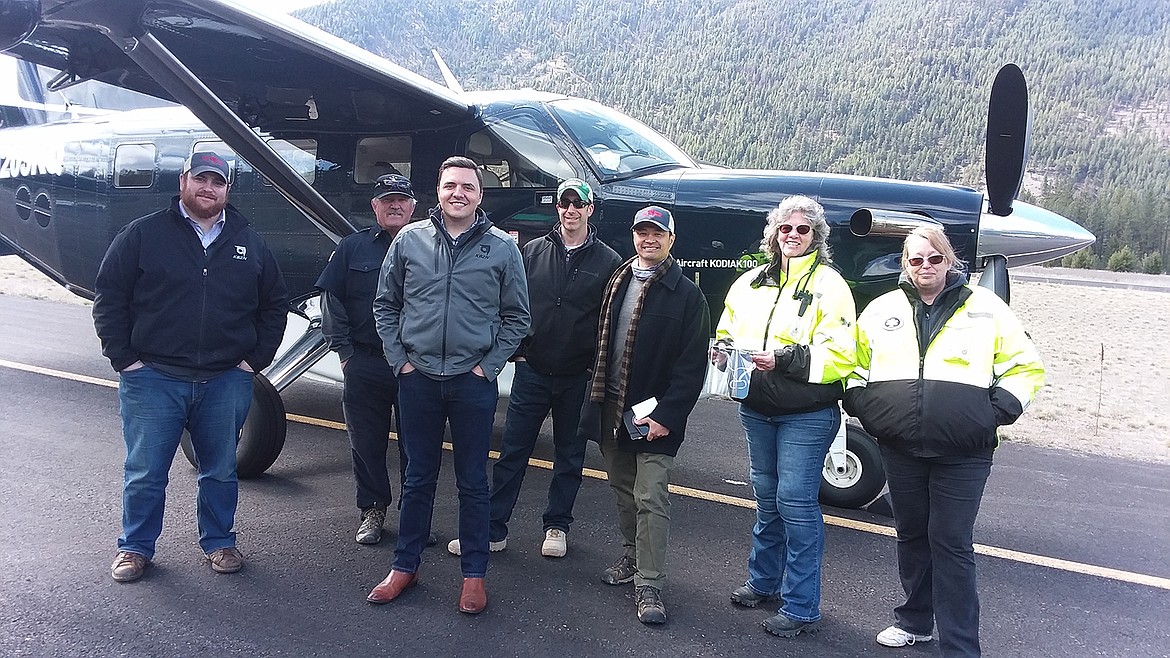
[{"left": 976, "top": 199, "right": 1096, "bottom": 267}]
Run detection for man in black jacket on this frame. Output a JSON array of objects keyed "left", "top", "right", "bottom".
[
  {"left": 580, "top": 206, "right": 710, "bottom": 625},
  {"left": 93, "top": 152, "right": 288, "bottom": 583},
  {"left": 316, "top": 174, "right": 418, "bottom": 546},
  {"left": 447, "top": 179, "right": 620, "bottom": 560}
]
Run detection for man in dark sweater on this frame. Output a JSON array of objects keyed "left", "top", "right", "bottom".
[{"left": 93, "top": 151, "right": 288, "bottom": 583}]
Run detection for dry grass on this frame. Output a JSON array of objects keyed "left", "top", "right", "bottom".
[{"left": 2, "top": 255, "right": 1167, "bottom": 463}]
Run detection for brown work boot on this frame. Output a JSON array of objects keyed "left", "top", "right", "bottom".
[
  {"left": 367, "top": 570, "right": 418, "bottom": 604},
  {"left": 458, "top": 577, "right": 487, "bottom": 614},
  {"left": 110, "top": 551, "right": 150, "bottom": 583},
  {"left": 206, "top": 547, "right": 244, "bottom": 574}
]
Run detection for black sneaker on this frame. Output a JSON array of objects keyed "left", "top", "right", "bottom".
[
  {"left": 762, "top": 613, "right": 820, "bottom": 638},
  {"left": 635, "top": 585, "right": 667, "bottom": 624},
  {"left": 599, "top": 554, "right": 637, "bottom": 585}
]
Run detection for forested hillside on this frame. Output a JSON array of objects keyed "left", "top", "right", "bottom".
[{"left": 298, "top": 0, "right": 1170, "bottom": 271}]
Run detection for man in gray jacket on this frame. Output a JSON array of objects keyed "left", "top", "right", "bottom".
[{"left": 367, "top": 156, "right": 530, "bottom": 615}]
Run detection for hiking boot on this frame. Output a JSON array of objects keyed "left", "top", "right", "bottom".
[
  {"left": 446, "top": 538, "right": 507, "bottom": 556},
  {"left": 599, "top": 554, "right": 637, "bottom": 585},
  {"left": 730, "top": 584, "right": 776, "bottom": 608},
  {"left": 635, "top": 585, "right": 667, "bottom": 624},
  {"left": 762, "top": 613, "right": 820, "bottom": 638},
  {"left": 356, "top": 507, "right": 386, "bottom": 545},
  {"left": 110, "top": 551, "right": 149, "bottom": 583},
  {"left": 876, "top": 625, "right": 933, "bottom": 647},
  {"left": 206, "top": 547, "right": 244, "bottom": 574},
  {"left": 541, "top": 529, "right": 567, "bottom": 558}
]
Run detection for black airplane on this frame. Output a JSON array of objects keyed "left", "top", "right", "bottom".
[{"left": 0, "top": 0, "right": 1093, "bottom": 510}]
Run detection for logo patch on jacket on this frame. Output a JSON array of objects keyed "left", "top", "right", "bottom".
[
  {"left": 476, "top": 244, "right": 491, "bottom": 259},
  {"left": 882, "top": 316, "right": 902, "bottom": 330},
  {"left": 234, "top": 245, "right": 248, "bottom": 261}
]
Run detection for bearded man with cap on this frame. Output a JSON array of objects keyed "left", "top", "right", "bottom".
[
  {"left": 447, "top": 178, "right": 621, "bottom": 560},
  {"left": 578, "top": 205, "right": 710, "bottom": 625},
  {"left": 316, "top": 173, "right": 430, "bottom": 546},
  {"left": 94, "top": 151, "right": 288, "bottom": 582}
]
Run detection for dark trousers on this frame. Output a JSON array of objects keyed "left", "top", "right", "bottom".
[
  {"left": 393, "top": 371, "right": 498, "bottom": 578},
  {"left": 342, "top": 350, "right": 407, "bottom": 511},
  {"left": 489, "top": 361, "right": 590, "bottom": 541},
  {"left": 881, "top": 445, "right": 993, "bottom": 658}
]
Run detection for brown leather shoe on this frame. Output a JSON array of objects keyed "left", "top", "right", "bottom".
[
  {"left": 367, "top": 570, "right": 418, "bottom": 604},
  {"left": 206, "top": 547, "right": 244, "bottom": 574},
  {"left": 458, "top": 577, "right": 487, "bottom": 614},
  {"left": 111, "top": 551, "right": 150, "bottom": 583}
]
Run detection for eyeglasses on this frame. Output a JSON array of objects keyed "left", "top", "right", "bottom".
[
  {"left": 557, "top": 199, "right": 590, "bottom": 209},
  {"left": 779, "top": 224, "right": 812, "bottom": 235},
  {"left": 908, "top": 254, "right": 946, "bottom": 267}
]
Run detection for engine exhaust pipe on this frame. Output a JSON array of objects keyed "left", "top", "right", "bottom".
[{"left": 850, "top": 208, "right": 941, "bottom": 238}]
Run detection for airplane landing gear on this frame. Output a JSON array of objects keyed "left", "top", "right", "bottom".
[
  {"left": 180, "top": 372, "right": 287, "bottom": 479},
  {"left": 820, "top": 422, "right": 886, "bottom": 509}
]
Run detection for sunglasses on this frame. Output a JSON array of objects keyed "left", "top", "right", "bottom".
[
  {"left": 557, "top": 199, "right": 590, "bottom": 209},
  {"left": 779, "top": 224, "right": 812, "bottom": 235},
  {"left": 908, "top": 254, "right": 946, "bottom": 267}
]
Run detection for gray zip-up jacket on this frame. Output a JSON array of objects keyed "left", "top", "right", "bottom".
[{"left": 373, "top": 207, "right": 530, "bottom": 382}]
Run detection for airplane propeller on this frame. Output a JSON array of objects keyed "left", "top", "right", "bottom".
[{"left": 985, "top": 63, "right": 1030, "bottom": 217}]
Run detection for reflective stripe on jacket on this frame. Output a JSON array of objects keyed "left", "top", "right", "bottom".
[
  {"left": 716, "top": 250, "right": 857, "bottom": 415},
  {"left": 843, "top": 279, "right": 1045, "bottom": 457}
]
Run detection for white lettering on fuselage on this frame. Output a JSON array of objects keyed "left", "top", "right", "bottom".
[
  {"left": 677, "top": 258, "right": 760, "bottom": 269},
  {"left": 0, "top": 144, "right": 66, "bottom": 179}
]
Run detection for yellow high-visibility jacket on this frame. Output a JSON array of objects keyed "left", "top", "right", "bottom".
[
  {"left": 716, "top": 251, "right": 857, "bottom": 415},
  {"left": 843, "top": 275, "right": 1045, "bottom": 457}
]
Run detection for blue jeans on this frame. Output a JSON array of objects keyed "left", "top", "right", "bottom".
[
  {"left": 393, "top": 370, "right": 498, "bottom": 578},
  {"left": 117, "top": 366, "right": 253, "bottom": 559},
  {"left": 881, "top": 446, "right": 993, "bottom": 657},
  {"left": 739, "top": 404, "right": 839, "bottom": 622},
  {"left": 489, "top": 362, "right": 590, "bottom": 541}
]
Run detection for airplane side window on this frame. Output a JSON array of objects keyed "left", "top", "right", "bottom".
[
  {"left": 194, "top": 139, "right": 318, "bottom": 185},
  {"left": 471, "top": 115, "right": 577, "bottom": 189},
  {"left": 355, "top": 136, "right": 412, "bottom": 183},
  {"left": 114, "top": 143, "right": 156, "bottom": 188}
]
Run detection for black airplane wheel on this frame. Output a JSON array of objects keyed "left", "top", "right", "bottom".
[
  {"left": 179, "top": 373, "right": 287, "bottom": 478},
  {"left": 819, "top": 423, "right": 885, "bottom": 509}
]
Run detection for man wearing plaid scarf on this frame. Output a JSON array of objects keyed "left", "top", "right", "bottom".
[{"left": 579, "top": 205, "right": 710, "bottom": 625}]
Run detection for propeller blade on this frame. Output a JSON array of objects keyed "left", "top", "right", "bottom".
[{"left": 985, "top": 64, "right": 1030, "bottom": 217}]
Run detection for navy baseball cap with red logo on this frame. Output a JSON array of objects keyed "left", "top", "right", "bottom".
[
  {"left": 183, "top": 151, "right": 230, "bottom": 182},
  {"left": 632, "top": 205, "right": 675, "bottom": 233}
]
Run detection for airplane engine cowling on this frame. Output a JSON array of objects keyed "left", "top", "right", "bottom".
[
  {"left": 849, "top": 208, "right": 941, "bottom": 238},
  {"left": 0, "top": 0, "right": 40, "bottom": 52}
]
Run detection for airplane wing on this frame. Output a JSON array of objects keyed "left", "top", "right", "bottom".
[
  {"left": 3, "top": 0, "right": 478, "bottom": 241},
  {"left": 6, "top": 0, "right": 475, "bottom": 134}
]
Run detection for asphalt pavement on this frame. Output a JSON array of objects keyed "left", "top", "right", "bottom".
[{"left": 1, "top": 294, "right": 1167, "bottom": 658}]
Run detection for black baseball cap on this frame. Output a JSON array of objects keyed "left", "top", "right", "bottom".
[{"left": 372, "top": 174, "right": 415, "bottom": 200}]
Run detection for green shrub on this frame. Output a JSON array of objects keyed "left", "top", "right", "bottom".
[
  {"left": 1141, "top": 251, "right": 1164, "bottom": 274},
  {"left": 1106, "top": 245, "right": 1138, "bottom": 272},
  {"left": 1062, "top": 249, "right": 1096, "bottom": 269}
]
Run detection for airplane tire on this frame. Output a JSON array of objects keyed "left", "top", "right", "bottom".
[
  {"left": 819, "top": 423, "right": 885, "bottom": 509},
  {"left": 178, "top": 373, "right": 287, "bottom": 479}
]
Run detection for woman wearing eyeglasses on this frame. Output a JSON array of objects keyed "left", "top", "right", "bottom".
[
  {"left": 714, "top": 195, "right": 857, "bottom": 638},
  {"left": 843, "top": 226, "right": 1044, "bottom": 656}
]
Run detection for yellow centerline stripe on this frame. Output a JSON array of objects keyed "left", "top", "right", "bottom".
[{"left": 3, "top": 357, "right": 1168, "bottom": 591}]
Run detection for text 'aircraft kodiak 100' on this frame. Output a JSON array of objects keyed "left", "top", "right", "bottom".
[{"left": 0, "top": 0, "right": 1093, "bottom": 511}]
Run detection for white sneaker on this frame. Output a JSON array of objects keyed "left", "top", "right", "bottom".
[
  {"left": 446, "top": 538, "right": 507, "bottom": 556},
  {"left": 541, "top": 529, "right": 567, "bottom": 558},
  {"left": 876, "top": 625, "right": 933, "bottom": 647}
]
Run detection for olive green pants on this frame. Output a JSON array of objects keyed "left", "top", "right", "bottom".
[{"left": 600, "top": 400, "right": 675, "bottom": 591}]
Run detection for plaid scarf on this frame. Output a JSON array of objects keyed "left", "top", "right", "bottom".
[{"left": 588, "top": 255, "right": 675, "bottom": 422}]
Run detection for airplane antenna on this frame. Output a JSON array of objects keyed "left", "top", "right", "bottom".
[{"left": 431, "top": 49, "right": 464, "bottom": 94}]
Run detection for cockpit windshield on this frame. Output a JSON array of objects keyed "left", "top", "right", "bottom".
[{"left": 548, "top": 98, "right": 695, "bottom": 179}]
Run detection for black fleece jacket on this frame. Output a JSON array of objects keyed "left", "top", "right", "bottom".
[{"left": 93, "top": 197, "right": 288, "bottom": 379}]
